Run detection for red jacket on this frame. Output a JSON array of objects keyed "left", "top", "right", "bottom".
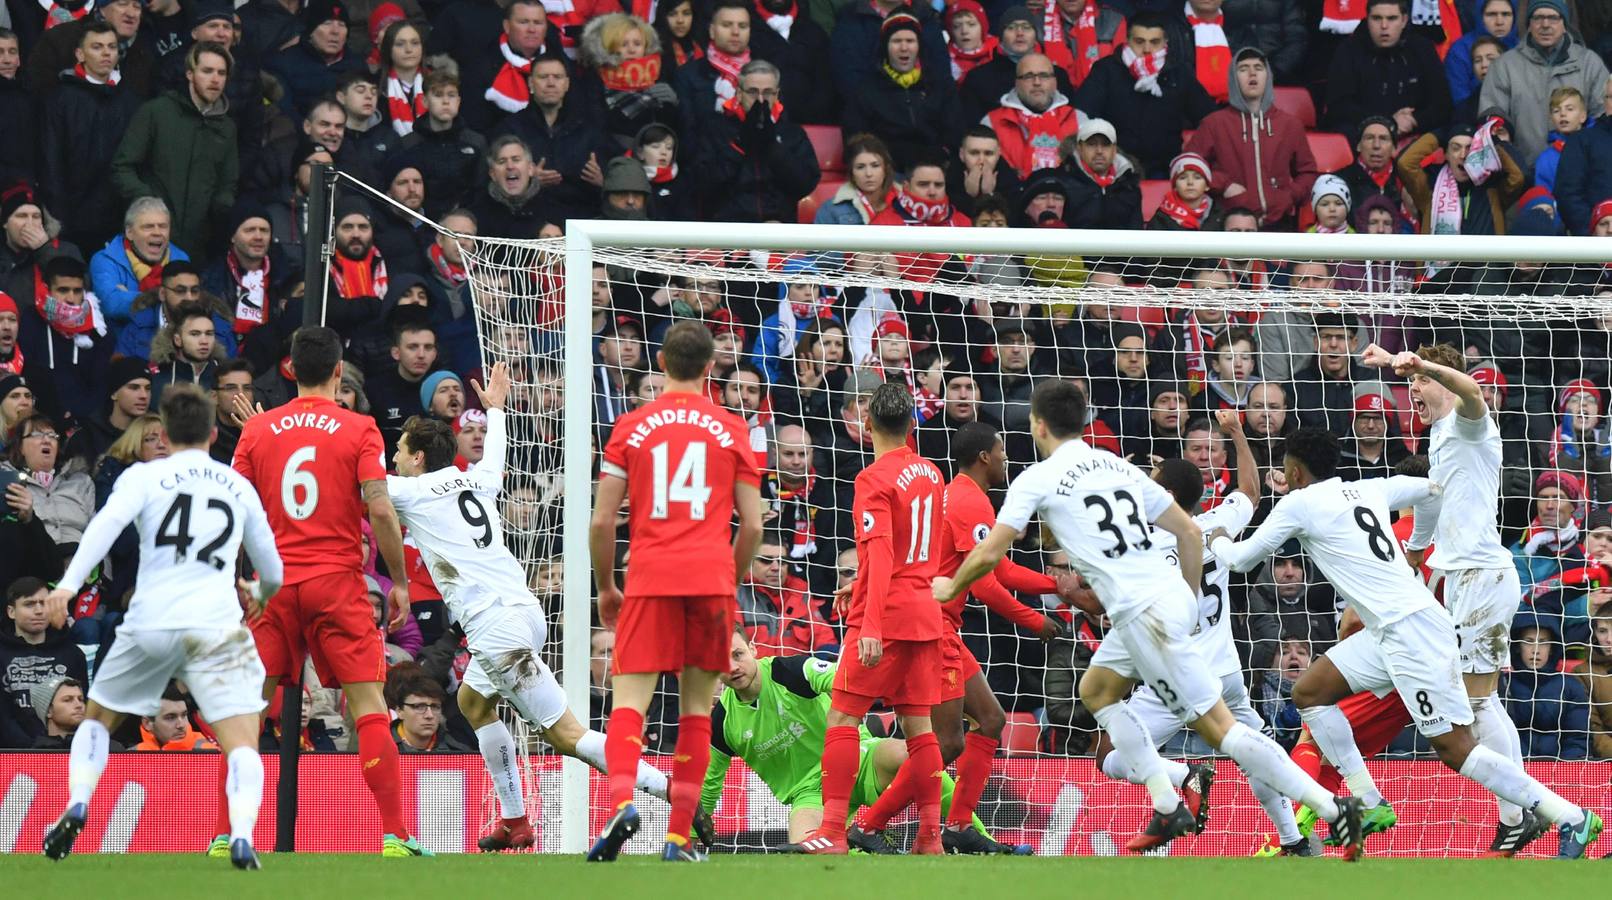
[
  {"left": 737, "top": 576, "right": 837, "bottom": 657},
  {"left": 1186, "top": 104, "right": 1317, "bottom": 226},
  {"left": 986, "top": 91, "right": 1084, "bottom": 179}
]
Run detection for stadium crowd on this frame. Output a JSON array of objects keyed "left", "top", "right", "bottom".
[{"left": 1, "top": 0, "right": 1611, "bottom": 768}]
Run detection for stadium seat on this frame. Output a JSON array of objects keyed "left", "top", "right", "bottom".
[
  {"left": 1274, "top": 87, "right": 1317, "bottom": 128},
  {"left": 1181, "top": 129, "right": 1196, "bottom": 147},
  {"left": 1141, "top": 179, "right": 1169, "bottom": 221},
  {"left": 1112, "top": 303, "right": 1168, "bottom": 335},
  {"left": 804, "top": 124, "right": 846, "bottom": 175},
  {"left": 1388, "top": 384, "right": 1424, "bottom": 438},
  {"left": 1307, "top": 132, "right": 1353, "bottom": 172},
  {"left": 1001, "top": 712, "right": 1041, "bottom": 757},
  {"left": 798, "top": 179, "right": 845, "bottom": 224}
]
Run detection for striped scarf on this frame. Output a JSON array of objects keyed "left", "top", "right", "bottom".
[
  {"left": 39, "top": 0, "right": 91, "bottom": 29},
  {"left": 386, "top": 69, "right": 426, "bottom": 137},
  {"left": 1184, "top": 3, "right": 1229, "bottom": 103},
  {"left": 485, "top": 35, "right": 534, "bottom": 113}
]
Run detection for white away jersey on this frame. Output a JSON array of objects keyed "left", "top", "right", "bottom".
[
  {"left": 1410, "top": 411, "right": 1512, "bottom": 570},
  {"left": 1211, "top": 476, "right": 1440, "bottom": 633},
  {"left": 59, "top": 449, "right": 282, "bottom": 632},
  {"left": 388, "top": 408, "right": 538, "bottom": 625},
  {"left": 1154, "top": 491, "right": 1255, "bottom": 677},
  {"left": 997, "top": 439, "right": 1187, "bottom": 627}
]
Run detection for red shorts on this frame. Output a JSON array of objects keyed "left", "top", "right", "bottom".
[
  {"left": 251, "top": 570, "right": 386, "bottom": 686},
  {"left": 937, "top": 630, "right": 981, "bottom": 703},
  {"left": 613, "top": 594, "right": 733, "bottom": 675},
  {"left": 1340, "top": 689, "right": 1413, "bottom": 756},
  {"left": 831, "top": 632, "right": 941, "bottom": 716}
]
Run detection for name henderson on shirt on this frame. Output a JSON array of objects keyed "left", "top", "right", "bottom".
[{"left": 622, "top": 407, "right": 736, "bottom": 449}]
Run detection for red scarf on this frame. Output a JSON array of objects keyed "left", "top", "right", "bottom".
[
  {"left": 330, "top": 247, "right": 389, "bottom": 299},
  {"left": 599, "top": 55, "right": 661, "bottom": 92},
  {"left": 671, "top": 40, "right": 704, "bottom": 67},
  {"left": 486, "top": 35, "right": 534, "bottom": 113},
  {"left": 72, "top": 62, "right": 120, "bottom": 85},
  {"left": 1362, "top": 160, "right": 1393, "bottom": 190},
  {"left": 225, "top": 252, "right": 269, "bottom": 334},
  {"left": 386, "top": 69, "right": 426, "bottom": 137},
  {"left": 647, "top": 162, "right": 677, "bottom": 183},
  {"left": 754, "top": 0, "right": 796, "bottom": 39},
  {"left": 853, "top": 187, "right": 896, "bottom": 223},
  {"left": 1078, "top": 157, "right": 1117, "bottom": 188},
  {"left": 40, "top": 0, "right": 90, "bottom": 29},
  {"left": 429, "top": 242, "right": 466, "bottom": 286},
  {"left": 1199, "top": 465, "right": 1232, "bottom": 511},
  {"left": 1156, "top": 189, "right": 1210, "bottom": 229},
  {"left": 892, "top": 188, "right": 955, "bottom": 226},
  {"left": 0, "top": 345, "right": 23, "bottom": 377},
  {"left": 948, "top": 34, "right": 999, "bottom": 81},
  {"left": 1320, "top": 0, "right": 1366, "bottom": 33},
  {"left": 1179, "top": 311, "right": 1218, "bottom": 391},
  {"left": 722, "top": 95, "right": 782, "bottom": 136},
  {"left": 1184, "top": 6, "right": 1230, "bottom": 103},
  {"left": 707, "top": 45, "right": 751, "bottom": 107},
  {"left": 1052, "top": 2, "right": 1100, "bottom": 83}
]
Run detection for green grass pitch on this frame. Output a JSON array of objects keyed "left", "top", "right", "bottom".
[{"left": 7, "top": 854, "right": 1605, "bottom": 900}]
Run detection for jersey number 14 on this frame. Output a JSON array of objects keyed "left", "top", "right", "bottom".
[{"left": 650, "top": 442, "right": 711, "bottom": 521}]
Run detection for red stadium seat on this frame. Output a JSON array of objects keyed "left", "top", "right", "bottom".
[
  {"left": 1001, "top": 712, "right": 1041, "bottom": 757},
  {"left": 1141, "top": 179, "right": 1170, "bottom": 221},
  {"left": 1274, "top": 87, "right": 1317, "bottom": 128},
  {"left": 804, "top": 124, "right": 846, "bottom": 175},
  {"left": 798, "top": 179, "right": 845, "bottom": 224},
  {"left": 1181, "top": 129, "right": 1196, "bottom": 147},
  {"left": 1113, "top": 303, "right": 1168, "bottom": 335},
  {"left": 1307, "top": 132, "right": 1354, "bottom": 172},
  {"left": 868, "top": 710, "right": 896, "bottom": 736}
]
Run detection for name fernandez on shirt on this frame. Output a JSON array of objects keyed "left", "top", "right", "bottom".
[
  {"left": 623, "top": 407, "right": 736, "bottom": 449},
  {"left": 267, "top": 411, "right": 345, "bottom": 436},
  {"left": 895, "top": 461, "right": 941, "bottom": 490},
  {"left": 1053, "top": 453, "right": 1133, "bottom": 496}
]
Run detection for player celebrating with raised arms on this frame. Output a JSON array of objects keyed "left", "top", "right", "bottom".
[
  {"left": 386, "top": 363, "right": 682, "bottom": 853},
  {"left": 1209, "top": 428, "right": 1603, "bottom": 859},
  {"left": 936, "top": 381, "right": 1363, "bottom": 855},
  {"left": 1362, "top": 342, "right": 1546, "bottom": 855},
  {"left": 588, "top": 322, "right": 764, "bottom": 863},
  {"left": 43, "top": 386, "right": 282, "bottom": 870}
]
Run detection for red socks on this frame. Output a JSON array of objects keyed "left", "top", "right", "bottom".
[
  {"left": 1317, "top": 764, "right": 1343, "bottom": 795},
  {"left": 666, "top": 715, "right": 711, "bottom": 844},
  {"left": 355, "top": 713, "right": 409, "bottom": 840},
  {"left": 605, "top": 707, "right": 646, "bottom": 811},
  {"left": 906, "top": 732, "right": 944, "bottom": 840},
  {"left": 214, "top": 751, "right": 231, "bottom": 836},
  {"left": 819, "top": 725, "right": 861, "bottom": 840},
  {"left": 945, "top": 732, "right": 997, "bottom": 829},
  {"left": 1292, "top": 739, "right": 1343, "bottom": 794}
]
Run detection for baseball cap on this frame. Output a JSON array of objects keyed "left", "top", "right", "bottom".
[{"left": 1078, "top": 119, "right": 1117, "bottom": 144}]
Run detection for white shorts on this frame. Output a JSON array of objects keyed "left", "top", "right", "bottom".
[
  {"left": 461, "top": 604, "right": 567, "bottom": 730},
  {"left": 1090, "top": 593, "right": 1221, "bottom": 724},
  {"left": 1325, "top": 608, "right": 1473, "bottom": 737},
  {"left": 90, "top": 626, "right": 266, "bottom": 723},
  {"left": 1438, "top": 567, "right": 1521, "bottom": 675},
  {"left": 1128, "top": 671, "right": 1262, "bottom": 748}
]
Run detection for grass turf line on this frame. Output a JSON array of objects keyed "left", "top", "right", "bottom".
[{"left": 7, "top": 854, "right": 1603, "bottom": 900}]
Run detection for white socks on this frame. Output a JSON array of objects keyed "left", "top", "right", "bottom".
[
  {"left": 476, "top": 721, "right": 526, "bottom": 819},
  {"left": 1250, "top": 777, "right": 1302, "bottom": 845},
  {"left": 1100, "top": 747, "right": 1188, "bottom": 788},
  {"left": 1298, "top": 705, "right": 1384, "bottom": 808},
  {"left": 1458, "top": 744, "right": 1582, "bottom": 827},
  {"left": 226, "top": 747, "right": 264, "bottom": 844},
  {"left": 1093, "top": 703, "right": 1176, "bottom": 813},
  {"left": 67, "top": 719, "right": 110, "bottom": 809},
  {"left": 1471, "top": 694, "right": 1525, "bottom": 826},
  {"left": 1219, "top": 722, "right": 1339, "bottom": 824},
  {"left": 575, "top": 728, "right": 669, "bottom": 800}
]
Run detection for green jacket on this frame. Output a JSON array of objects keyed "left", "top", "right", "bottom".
[{"left": 110, "top": 89, "right": 238, "bottom": 255}]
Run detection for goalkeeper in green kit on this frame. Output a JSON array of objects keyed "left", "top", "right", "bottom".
[{"left": 703, "top": 629, "right": 1022, "bottom": 852}]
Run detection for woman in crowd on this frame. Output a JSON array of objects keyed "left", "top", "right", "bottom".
[
  {"left": 580, "top": 13, "right": 678, "bottom": 149},
  {"left": 815, "top": 133, "right": 897, "bottom": 226},
  {"left": 380, "top": 19, "right": 431, "bottom": 137},
  {"left": 2, "top": 414, "right": 93, "bottom": 560}
]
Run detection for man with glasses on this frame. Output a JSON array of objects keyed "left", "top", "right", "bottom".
[
  {"left": 736, "top": 531, "right": 836, "bottom": 657},
  {"left": 987, "top": 53, "right": 1081, "bottom": 179},
  {"left": 388, "top": 675, "right": 469, "bottom": 753},
  {"left": 209, "top": 360, "right": 253, "bottom": 465},
  {"left": 1480, "top": 0, "right": 1610, "bottom": 167},
  {"left": 694, "top": 59, "right": 821, "bottom": 223},
  {"left": 115, "top": 260, "right": 237, "bottom": 361}
]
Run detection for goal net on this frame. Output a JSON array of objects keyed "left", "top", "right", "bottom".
[{"left": 447, "top": 215, "right": 1610, "bottom": 857}]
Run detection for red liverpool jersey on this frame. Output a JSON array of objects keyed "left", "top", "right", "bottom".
[
  {"left": 847, "top": 446, "right": 946, "bottom": 641},
  {"left": 938, "top": 475, "right": 1053, "bottom": 632},
  {"left": 233, "top": 395, "right": 386, "bottom": 585},
  {"left": 601, "top": 391, "right": 760, "bottom": 597}
]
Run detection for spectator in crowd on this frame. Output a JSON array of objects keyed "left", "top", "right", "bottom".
[
  {"left": 670, "top": 0, "right": 751, "bottom": 136},
  {"left": 946, "top": 128, "right": 1023, "bottom": 220},
  {"left": 1447, "top": 0, "right": 1519, "bottom": 105},
  {"left": 576, "top": 14, "right": 680, "bottom": 148},
  {"left": 1041, "top": 0, "right": 1125, "bottom": 88},
  {"left": 0, "top": 371, "right": 32, "bottom": 454},
  {"left": 760, "top": 420, "right": 835, "bottom": 569},
  {"left": 201, "top": 202, "right": 296, "bottom": 359},
  {"left": 87, "top": 413, "right": 167, "bottom": 627},
  {"left": 0, "top": 30, "right": 31, "bottom": 186},
  {"left": 630, "top": 124, "right": 695, "bottom": 221},
  {"left": 1220, "top": 0, "right": 1308, "bottom": 86},
  {"left": 1513, "top": 468, "right": 1587, "bottom": 594},
  {"left": 18, "top": 255, "right": 109, "bottom": 427},
  {"left": 1545, "top": 378, "right": 1612, "bottom": 505},
  {"left": 1196, "top": 326, "right": 1261, "bottom": 414},
  {"left": 771, "top": 316, "right": 849, "bottom": 433},
  {"left": 372, "top": 162, "right": 433, "bottom": 275},
  {"left": 1252, "top": 635, "right": 1310, "bottom": 750},
  {"left": 110, "top": 42, "right": 238, "bottom": 259},
  {"left": 1043, "top": 549, "right": 1105, "bottom": 754},
  {"left": 1480, "top": 0, "right": 1610, "bottom": 166},
  {"left": 338, "top": 69, "right": 399, "bottom": 170},
  {"left": 368, "top": 319, "right": 439, "bottom": 452},
  {"left": 1055, "top": 119, "right": 1141, "bottom": 230},
  {"left": 2, "top": 413, "right": 93, "bottom": 557},
  {"left": 747, "top": 0, "right": 836, "bottom": 126},
  {"left": 0, "top": 187, "right": 80, "bottom": 339},
  {"left": 377, "top": 19, "right": 428, "bottom": 138},
  {"left": 1243, "top": 379, "right": 1292, "bottom": 470},
  {"left": 956, "top": 6, "right": 1071, "bottom": 124},
  {"left": 1398, "top": 120, "right": 1526, "bottom": 234},
  {"left": 914, "top": 368, "right": 994, "bottom": 478},
  {"left": 30, "top": 675, "right": 88, "bottom": 750},
  {"left": 459, "top": 0, "right": 563, "bottom": 132},
  {"left": 842, "top": 12, "right": 963, "bottom": 174},
  {"left": 1148, "top": 151, "right": 1221, "bottom": 231},
  {"left": 452, "top": 408, "right": 487, "bottom": 468},
  {"left": 1123, "top": 382, "right": 1190, "bottom": 465},
  {"left": 210, "top": 360, "right": 252, "bottom": 464},
  {"left": 736, "top": 530, "right": 836, "bottom": 656},
  {"left": 1453, "top": 34, "right": 1509, "bottom": 126},
  {"left": 465, "top": 135, "right": 549, "bottom": 240},
  {"left": 1535, "top": 507, "right": 1612, "bottom": 641},
  {"left": 89, "top": 197, "right": 190, "bottom": 328},
  {"left": 1554, "top": 87, "right": 1612, "bottom": 235},
  {"left": 492, "top": 56, "right": 617, "bottom": 228},
  {"left": 149, "top": 303, "right": 225, "bottom": 401},
  {"left": 1187, "top": 47, "right": 1318, "bottom": 229},
  {"left": 237, "top": 0, "right": 306, "bottom": 61},
  {"left": 943, "top": 0, "right": 996, "bottom": 84},
  {"left": 389, "top": 674, "right": 469, "bottom": 752},
  {"left": 27, "top": 0, "right": 153, "bottom": 99},
  {"left": 1252, "top": 540, "right": 1341, "bottom": 656},
  {"left": 1586, "top": 597, "right": 1612, "bottom": 759},
  {"left": 653, "top": 0, "right": 703, "bottom": 78},
  {"left": 367, "top": 575, "right": 422, "bottom": 664},
  {"left": 1338, "top": 392, "right": 1410, "bottom": 480},
  {"left": 266, "top": 0, "right": 366, "bottom": 115},
  {"left": 421, "top": 370, "right": 465, "bottom": 422},
  {"left": 1505, "top": 611, "right": 1588, "bottom": 759},
  {"left": 159, "top": 2, "right": 265, "bottom": 178},
  {"left": 1331, "top": 116, "right": 1407, "bottom": 223},
  {"left": 395, "top": 69, "right": 489, "bottom": 221},
  {"left": 134, "top": 687, "right": 219, "bottom": 750},
  {"left": 986, "top": 52, "right": 1082, "bottom": 179},
  {"left": 1309, "top": 174, "right": 1354, "bottom": 233},
  {"left": 696, "top": 60, "right": 820, "bottom": 222},
  {"left": 114, "top": 260, "right": 236, "bottom": 361},
  {"left": 978, "top": 317, "right": 1041, "bottom": 451},
  {"left": 1533, "top": 85, "right": 1588, "bottom": 192},
  {"left": 265, "top": 139, "right": 331, "bottom": 256},
  {"left": 828, "top": 0, "right": 950, "bottom": 102},
  {"left": 1291, "top": 313, "right": 1374, "bottom": 437},
  {"left": 1164, "top": 0, "right": 1233, "bottom": 104},
  {"left": 424, "top": 209, "right": 476, "bottom": 314},
  {"left": 1324, "top": 0, "right": 1451, "bottom": 137},
  {"left": 1075, "top": 12, "right": 1216, "bottom": 178},
  {"left": 0, "top": 577, "right": 86, "bottom": 749},
  {"left": 39, "top": 20, "right": 141, "bottom": 251},
  {"left": 817, "top": 133, "right": 897, "bottom": 225},
  {"left": 64, "top": 358, "right": 150, "bottom": 466}
]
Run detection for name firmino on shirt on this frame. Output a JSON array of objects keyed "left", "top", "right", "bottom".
[
  {"left": 268, "top": 412, "right": 344, "bottom": 436},
  {"left": 896, "top": 462, "right": 941, "bottom": 490},
  {"left": 624, "top": 408, "right": 735, "bottom": 449}
]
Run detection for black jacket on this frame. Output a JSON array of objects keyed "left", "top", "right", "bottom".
[
  {"left": 1073, "top": 54, "right": 1216, "bottom": 177},
  {"left": 841, "top": 67, "right": 964, "bottom": 175},
  {"left": 491, "top": 102, "right": 619, "bottom": 226},
  {"left": 40, "top": 71, "right": 142, "bottom": 249},
  {"left": 463, "top": 180, "right": 550, "bottom": 240},
  {"left": 236, "top": 0, "right": 304, "bottom": 62},
  {"left": 695, "top": 105, "right": 821, "bottom": 223},
  {"left": 457, "top": 29, "right": 567, "bottom": 133},
  {"left": 0, "top": 74, "right": 35, "bottom": 185},
  {"left": 0, "top": 628, "right": 88, "bottom": 749},
  {"left": 827, "top": 1, "right": 952, "bottom": 100},
  {"left": 1324, "top": 29, "right": 1452, "bottom": 134},
  {"left": 945, "top": 153, "right": 1022, "bottom": 220},
  {"left": 957, "top": 52, "right": 1076, "bottom": 126},
  {"left": 1059, "top": 156, "right": 1144, "bottom": 230},
  {"left": 748, "top": 11, "right": 839, "bottom": 125},
  {"left": 396, "top": 121, "right": 490, "bottom": 220},
  {"left": 1222, "top": 0, "right": 1309, "bottom": 82},
  {"left": 265, "top": 41, "right": 367, "bottom": 118},
  {"left": 26, "top": 17, "right": 157, "bottom": 100},
  {"left": 365, "top": 364, "right": 430, "bottom": 455}
]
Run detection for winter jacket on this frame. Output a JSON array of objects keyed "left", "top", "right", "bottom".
[
  {"left": 1553, "top": 120, "right": 1612, "bottom": 236},
  {"left": 695, "top": 105, "right": 821, "bottom": 223},
  {"left": 1186, "top": 52, "right": 1318, "bottom": 226},
  {"left": 986, "top": 90, "right": 1083, "bottom": 179},
  {"left": 1478, "top": 34, "right": 1612, "bottom": 167},
  {"left": 1444, "top": 0, "right": 1518, "bottom": 104},
  {"left": 1058, "top": 152, "right": 1143, "bottom": 230},
  {"left": 957, "top": 50, "right": 1077, "bottom": 126},
  {"left": 574, "top": 23, "right": 680, "bottom": 149},
  {"left": 1583, "top": 599, "right": 1612, "bottom": 759},
  {"left": 1512, "top": 534, "right": 1585, "bottom": 599},
  {"left": 491, "top": 102, "right": 620, "bottom": 226},
  {"left": 88, "top": 236, "right": 193, "bottom": 327},
  {"left": 1397, "top": 131, "right": 1526, "bottom": 236},
  {"left": 395, "top": 121, "right": 489, "bottom": 220},
  {"left": 736, "top": 576, "right": 837, "bottom": 657},
  {"left": 236, "top": 0, "right": 305, "bottom": 62},
  {"left": 0, "top": 515, "right": 64, "bottom": 616},
  {"left": 1247, "top": 556, "right": 1341, "bottom": 665},
  {"left": 109, "top": 89, "right": 239, "bottom": 261},
  {"left": 1221, "top": 0, "right": 1309, "bottom": 83},
  {"left": 457, "top": 28, "right": 568, "bottom": 133},
  {"left": 841, "top": 67, "right": 965, "bottom": 175},
  {"left": 39, "top": 70, "right": 141, "bottom": 250},
  {"left": 1073, "top": 52, "right": 1216, "bottom": 177},
  {"left": 264, "top": 41, "right": 367, "bottom": 117},
  {"left": 1290, "top": 362, "right": 1372, "bottom": 438},
  {"left": 0, "top": 74, "right": 34, "bottom": 186},
  {"left": 158, "top": 39, "right": 267, "bottom": 183},
  {"left": 462, "top": 179, "right": 550, "bottom": 240},
  {"left": 827, "top": 1, "right": 952, "bottom": 101},
  {"left": 944, "top": 154, "right": 1023, "bottom": 220},
  {"left": 1330, "top": 159, "right": 1409, "bottom": 221},
  {"left": 1324, "top": 28, "right": 1452, "bottom": 135},
  {"left": 1504, "top": 612, "right": 1588, "bottom": 759},
  {"left": 114, "top": 288, "right": 237, "bottom": 361},
  {"left": 748, "top": 8, "right": 839, "bottom": 125},
  {"left": 13, "top": 293, "right": 109, "bottom": 429},
  {"left": 146, "top": 320, "right": 226, "bottom": 405},
  {"left": 1, "top": 458, "right": 94, "bottom": 548},
  {"left": 0, "top": 627, "right": 89, "bottom": 749},
  {"left": 25, "top": 17, "right": 156, "bottom": 99}
]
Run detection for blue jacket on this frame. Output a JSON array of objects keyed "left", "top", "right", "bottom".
[
  {"left": 1504, "top": 612, "right": 1589, "bottom": 760},
  {"left": 1443, "top": 0, "right": 1517, "bottom": 104},
  {"left": 112, "top": 293, "right": 237, "bottom": 361},
  {"left": 1532, "top": 131, "right": 1566, "bottom": 194},
  {"left": 88, "top": 235, "right": 191, "bottom": 327},
  {"left": 1554, "top": 118, "right": 1612, "bottom": 235}
]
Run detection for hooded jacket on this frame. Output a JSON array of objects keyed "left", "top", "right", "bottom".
[
  {"left": 1504, "top": 611, "right": 1588, "bottom": 759},
  {"left": 114, "top": 288, "right": 238, "bottom": 361},
  {"left": 0, "top": 626, "right": 88, "bottom": 748},
  {"left": 148, "top": 317, "right": 228, "bottom": 403},
  {"left": 1186, "top": 48, "right": 1318, "bottom": 226},
  {"left": 1444, "top": 0, "right": 1519, "bottom": 104},
  {"left": 1477, "top": 30, "right": 1610, "bottom": 166},
  {"left": 109, "top": 89, "right": 239, "bottom": 259},
  {"left": 986, "top": 89, "right": 1083, "bottom": 179},
  {"left": 1325, "top": 25, "right": 1452, "bottom": 135},
  {"left": 1583, "top": 599, "right": 1612, "bottom": 759}
]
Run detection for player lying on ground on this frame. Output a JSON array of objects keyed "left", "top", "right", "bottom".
[
  {"left": 703, "top": 628, "right": 1008, "bottom": 851},
  {"left": 936, "top": 381, "right": 1366, "bottom": 855},
  {"left": 588, "top": 322, "right": 765, "bottom": 863},
  {"left": 1208, "top": 428, "right": 1603, "bottom": 859},
  {"left": 847, "top": 421, "right": 1060, "bottom": 855},
  {"left": 43, "top": 386, "right": 282, "bottom": 870},
  {"left": 1093, "top": 409, "right": 1307, "bottom": 854},
  {"left": 385, "top": 362, "right": 692, "bottom": 852}
]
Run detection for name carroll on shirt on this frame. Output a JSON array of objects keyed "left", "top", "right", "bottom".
[
  {"left": 158, "top": 465, "right": 252, "bottom": 504},
  {"left": 623, "top": 407, "right": 736, "bottom": 449},
  {"left": 267, "top": 412, "right": 344, "bottom": 436}
]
